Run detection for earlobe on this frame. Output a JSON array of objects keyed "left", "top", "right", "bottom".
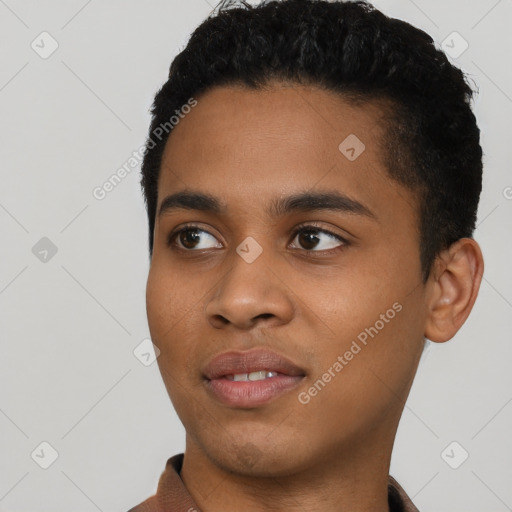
[{"left": 424, "top": 238, "right": 484, "bottom": 343}]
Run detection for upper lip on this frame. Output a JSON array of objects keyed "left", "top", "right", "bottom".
[{"left": 203, "top": 348, "right": 306, "bottom": 380}]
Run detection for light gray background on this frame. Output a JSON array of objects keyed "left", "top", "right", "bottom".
[{"left": 0, "top": 0, "right": 511, "bottom": 511}]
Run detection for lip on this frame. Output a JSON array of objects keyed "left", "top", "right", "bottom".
[
  {"left": 203, "top": 348, "right": 306, "bottom": 379},
  {"left": 203, "top": 348, "right": 306, "bottom": 408}
]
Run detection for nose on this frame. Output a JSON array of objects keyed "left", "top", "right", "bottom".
[{"left": 205, "top": 251, "right": 295, "bottom": 331}]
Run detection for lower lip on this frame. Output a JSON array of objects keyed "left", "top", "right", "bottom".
[{"left": 205, "top": 375, "right": 304, "bottom": 408}]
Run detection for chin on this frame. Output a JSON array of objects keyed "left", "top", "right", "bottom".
[{"left": 205, "top": 437, "right": 311, "bottom": 479}]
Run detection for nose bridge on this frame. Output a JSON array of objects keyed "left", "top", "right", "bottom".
[{"left": 205, "top": 237, "right": 295, "bottom": 329}]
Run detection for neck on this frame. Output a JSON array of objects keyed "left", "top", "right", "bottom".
[{"left": 180, "top": 432, "right": 394, "bottom": 512}]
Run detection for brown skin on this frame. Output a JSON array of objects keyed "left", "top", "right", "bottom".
[{"left": 145, "top": 83, "right": 484, "bottom": 512}]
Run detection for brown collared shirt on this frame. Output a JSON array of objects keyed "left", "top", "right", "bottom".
[{"left": 128, "top": 453, "right": 419, "bottom": 512}]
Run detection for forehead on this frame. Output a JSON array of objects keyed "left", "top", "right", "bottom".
[
  {"left": 162, "top": 83, "right": 386, "bottom": 172},
  {"left": 157, "top": 83, "right": 416, "bottom": 224}
]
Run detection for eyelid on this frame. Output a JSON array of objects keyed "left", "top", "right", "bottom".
[{"left": 292, "top": 221, "right": 349, "bottom": 242}]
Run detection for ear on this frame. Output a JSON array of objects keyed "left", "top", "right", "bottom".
[{"left": 424, "top": 238, "right": 484, "bottom": 343}]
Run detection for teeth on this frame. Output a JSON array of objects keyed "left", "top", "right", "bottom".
[
  {"left": 248, "top": 371, "right": 268, "bottom": 381},
  {"left": 226, "top": 371, "right": 279, "bottom": 381}
]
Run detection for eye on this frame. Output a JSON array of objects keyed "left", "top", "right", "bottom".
[
  {"left": 167, "top": 224, "right": 222, "bottom": 251},
  {"left": 167, "top": 223, "right": 348, "bottom": 253},
  {"left": 289, "top": 224, "right": 348, "bottom": 253}
]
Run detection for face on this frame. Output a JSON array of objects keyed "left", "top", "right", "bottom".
[{"left": 146, "top": 83, "right": 429, "bottom": 477}]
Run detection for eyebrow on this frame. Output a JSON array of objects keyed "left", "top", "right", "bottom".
[{"left": 158, "top": 189, "right": 377, "bottom": 220}]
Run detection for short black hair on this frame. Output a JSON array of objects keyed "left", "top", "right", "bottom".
[{"left": 140, "top": 0, "right": 482, "bottom": 282}]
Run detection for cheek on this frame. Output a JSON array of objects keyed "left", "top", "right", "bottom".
[
  {"left": 302, "top": 306, "right": 423, "bottom": 439},
  {"left": 311, "top": 254, "right": 424, "bottom": 388},
  {"left": 350, "top": 287, "right": 425, "bottom": 404},
  {"left": 312, "top": 273, "right": 399, "bottom": 352},
  {"left": 146, "top": 263, "right": 204, "bottom": 378},
  {"left": 146, "top": 263, "right": 189, "bottom": 334}
]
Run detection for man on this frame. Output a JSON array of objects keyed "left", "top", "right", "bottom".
[{"left": 129, "top": 0, "right": 484, "bottom": 510}]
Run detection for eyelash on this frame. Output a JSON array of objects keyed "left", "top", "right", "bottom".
[{"left": 166, "top": 223, "right": 349, "bottom": 255}]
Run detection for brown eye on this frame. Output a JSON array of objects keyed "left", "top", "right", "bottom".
[
  {"left": 297, "top": 229, "right": 321, "bottom": 250},
  {"left": 167, "top": 225, "right": 222, "bottom": 250},
  {"left": 179, "top": 229, "right": 201, "bottom": 249},
  {"left": 290, "top": 226, "right": 347, "bottom": 252}
]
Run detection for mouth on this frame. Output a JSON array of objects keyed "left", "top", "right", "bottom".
[{"left": 203, "top": 348, "right": 306, "bottom": 408}]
